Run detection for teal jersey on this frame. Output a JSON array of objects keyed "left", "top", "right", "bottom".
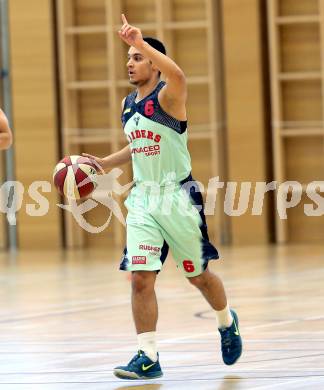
[{"left": 121, "top": 81, "right": 191, "bottom": 185}]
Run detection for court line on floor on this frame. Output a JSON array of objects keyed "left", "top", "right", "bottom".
[
  {"left": 252, "top": 376, "right": 319, "bottom": 390},
  {"left": 0, "top": 375, "right": 324, "bottom": 386},
  {"left": 158, "top": 315, "right": 324, "bottom": 345},
  {"left": 1, "top": 336, "right": 324, "bottom": 345}
]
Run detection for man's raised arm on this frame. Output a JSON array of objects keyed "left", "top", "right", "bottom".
[{"left": 0, "top": 109, "right": 12, "bottom": 150}]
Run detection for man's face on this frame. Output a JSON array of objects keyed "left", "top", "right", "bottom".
[{"left": 127, "top": 46, "right": 154, "bottom": 86}]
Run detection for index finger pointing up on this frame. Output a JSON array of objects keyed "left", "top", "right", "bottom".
[{"left": 121, "top": 14, "right": 128, "bottom": 25}]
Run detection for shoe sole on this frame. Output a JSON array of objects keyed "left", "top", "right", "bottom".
[{"left": 114, "top": 368, "right": 163, "bottom": 380}]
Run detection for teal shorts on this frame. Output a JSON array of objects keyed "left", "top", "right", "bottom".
[{"left": 119, "top": 175, "right": 219, "bottom": 278}]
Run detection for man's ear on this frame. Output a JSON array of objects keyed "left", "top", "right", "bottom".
[{"left": 150, "top": 62, "right": 160, "bottom": 73}]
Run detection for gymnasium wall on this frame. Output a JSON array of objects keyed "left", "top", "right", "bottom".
[
  {"left": 8, "top": 0, "right": 61, "bottom": 249},
  {"left": 222, "top": 0, "right": 269, "bottom": 245},
  {"left": 2, "top": 0, "right": 322, "bottom": 249}
]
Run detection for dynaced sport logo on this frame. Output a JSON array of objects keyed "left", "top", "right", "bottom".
[
  {"left": 127, "top": 129, "right": 161, "bottom": 157},
  {"left": 132, "top": 145, "right": 160, "bottom": 157}
]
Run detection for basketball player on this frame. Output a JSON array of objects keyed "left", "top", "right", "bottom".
[
  {"left": 0, "top": 109, "right": 12, "bottom": 150},
  {"left": 83, "top": 14, "right": 242, "bottom": 380}
]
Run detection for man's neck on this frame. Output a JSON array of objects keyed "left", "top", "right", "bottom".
[{"left": 135, "top": 78, "right": 160, "bottom": 102}]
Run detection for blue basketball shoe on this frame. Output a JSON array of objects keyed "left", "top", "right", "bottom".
[
  {"left": 218, "top": 309, "right": 242, "bottom": 365},
  {"left": 113, "top": 350, "right": 163, "bottom": 380}
]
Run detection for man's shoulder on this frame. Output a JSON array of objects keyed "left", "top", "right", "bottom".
[{"left": 123, "top": 89, "right": 137, "bottom": 105}]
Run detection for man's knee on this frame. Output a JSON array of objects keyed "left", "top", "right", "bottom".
[
  {"left": 188, "top": 269, "right": 210, "bottom": 289},
  {"left": 132, "top": 271, "right": 156, "bottom": 294}
]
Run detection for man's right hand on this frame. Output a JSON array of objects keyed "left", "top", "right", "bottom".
[
  {"left": 82, "top": 145, "right": 131, "bottom": 172},
  {"left": 82, "top": 153, "right": 106, "bottom": 173}
]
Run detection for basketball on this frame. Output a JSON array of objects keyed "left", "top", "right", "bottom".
[{"left": 53, "top": 155, "right": 98, "bottom": 199}]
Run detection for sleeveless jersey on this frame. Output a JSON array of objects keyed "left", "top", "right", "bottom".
[{"left": 121, "top": 81, "right": 191, "bottom": 186}]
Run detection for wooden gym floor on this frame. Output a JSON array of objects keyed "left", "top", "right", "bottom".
[{"left": 0, "top": 244, "right": 323, "bottom": 389}]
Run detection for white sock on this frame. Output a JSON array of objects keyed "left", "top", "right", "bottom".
[
  {"left": 216, "top": 304, "right": 233, "bottom": 329},
  {"left": 137, "top": 331, "right": 158, "bottom": 362}
]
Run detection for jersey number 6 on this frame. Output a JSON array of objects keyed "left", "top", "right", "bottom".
[
  {"left": 183, "top": 260, "right": 195, "bottom": 273},
  {"left": 144, "top": 100, "right": 154, "bottom": 116}
]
